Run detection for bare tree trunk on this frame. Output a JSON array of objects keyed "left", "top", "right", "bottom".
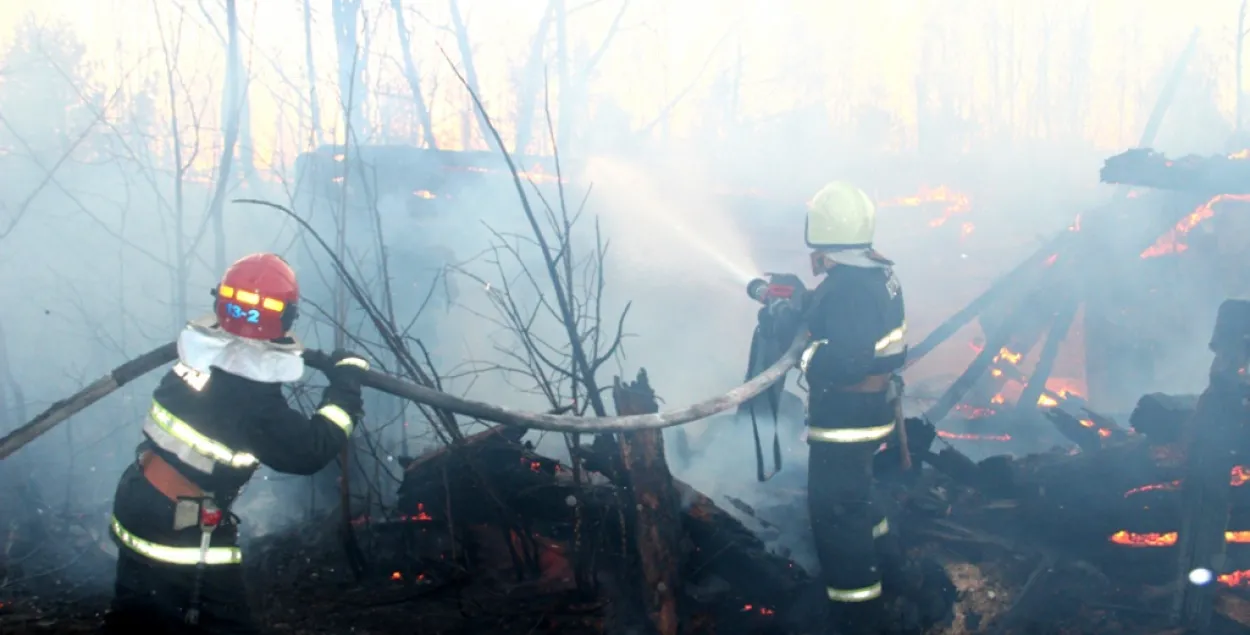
[
  {"left": 333, "top": 0, "right": 369, "bottom": 143},
  {"left": 390, "top": 0, "right": 437, "bottom": 148},
  {"left": 1036, "top": 12, "right": 1050, "bottom": 139},
  {"left": 613, "top": 371, "right": 681, "bottom": 635},
  {"left": 512, "top": 1, "right": 556, "bottom": 154},
  {"left": 230, "top": 54, "right": 257, "bottom": 184},
  {"left": 303, "top": 0, "right": 325, "bottom": 146},
  {"left": 447, "top": 0, "right": 497, "bottom": 151},
  {"left": 1238, "top": 0, "right": 1247, "bottom": 132},
  {"left": 205, "top": 0, "right": 244, "bottom": 275},
  {"left": 555, "top": 0, "right": 570, "bottom": 151},
  {"left": 161, "top": 33, "right": 188, "bottom": 329}
]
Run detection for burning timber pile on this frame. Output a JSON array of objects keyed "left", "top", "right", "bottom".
[{"left": 6, "top": 151, "right": 1250, "bottom": 634}]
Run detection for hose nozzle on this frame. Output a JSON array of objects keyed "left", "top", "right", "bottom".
[{"left": 746, "top": 278, "right": 770, "bottom": 304}]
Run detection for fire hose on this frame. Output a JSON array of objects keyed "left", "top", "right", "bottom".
[{"left": 0, "top": 335, "right": 805, "bottom": 461}]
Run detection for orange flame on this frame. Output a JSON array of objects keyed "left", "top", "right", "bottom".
[
  {"left": 1141, "top": 194, "right": 1250, "bottom": 259},
  {"left": 879, "top": 185, "right": 971, "bottom": 228},
  {"left": 1220, "top": 570, "right": 1250, "bottom": 586},
  {"left": 994, "top": 347, "right": 1022, "bottom": 365},
  {"left": 1229, "top": 149, "right": 1250, "bottom": 160}
]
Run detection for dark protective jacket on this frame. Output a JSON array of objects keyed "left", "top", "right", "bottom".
[
  {"left": 803, "top": 260, "right": 907, "bottom": 391},
  {"left": 106, "top": 316, "right": 360, "bottom": 633}
]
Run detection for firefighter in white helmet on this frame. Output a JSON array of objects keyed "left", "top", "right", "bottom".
[{"left": 799, "top": 182, "right": 907, "bottom": 634}]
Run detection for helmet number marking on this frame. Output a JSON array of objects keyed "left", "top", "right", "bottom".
[{"left": 225, "top": 302, "right": 262, "bottom": 324}]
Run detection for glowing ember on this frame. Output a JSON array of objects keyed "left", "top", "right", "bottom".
[
  {"left": 1037, "top": 394, "right": 1059, "bottom": 408},
  {"left": 1141, "top": 193, "right": 1250, "bottom": 259},
  {"left": 1123, "top": 466, "right": 1250, "bottom": 498},
  {"left": 953, "top": 404, "right": 997, "bottom": 419},
  {"left": 1123, "top": 480, "right": 1181, "bottom": 497},
  {"left": 1110, "top": 530, "right": 1250, "bottom": 547},
  {"left": 995, "top": 347, "right": 1023, "bottom": 365},
  {"left": 937, "top": 430, "right": 1012, "bottom": 442},
  {"left": 391, "top": 571, "right": 402, "bottom": 581},
  {"left": 1220, "top": 570, "right": 1250, "bottom": 586},
  {"left": 351, "top": 502, "right": 434, "bottom": 526}
]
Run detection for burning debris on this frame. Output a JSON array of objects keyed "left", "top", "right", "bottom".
[{"left": 880, "top": 185, "right": 976, "bottom": 238}]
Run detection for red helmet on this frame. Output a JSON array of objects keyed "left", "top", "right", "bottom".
[{"left": 213, "top": 253, "right": 300, "bottom": 340}]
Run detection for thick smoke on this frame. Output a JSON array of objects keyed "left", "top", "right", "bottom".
[{"left": 0, "top": 1, "right": 1242, "bottom": 598}]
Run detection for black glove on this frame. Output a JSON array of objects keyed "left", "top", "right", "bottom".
[{"left": 321, "top": 349, "right": 368, "bottom": 417}]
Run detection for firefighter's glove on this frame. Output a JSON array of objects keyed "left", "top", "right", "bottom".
[{"left": 321, "top": 349, "right": 367, "bottom": 420}]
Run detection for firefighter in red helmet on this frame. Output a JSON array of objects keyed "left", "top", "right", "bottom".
[{"left": 103, "top": 253, "right": 367, "bottom": 634}]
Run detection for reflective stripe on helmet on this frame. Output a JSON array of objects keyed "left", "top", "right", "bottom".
[
  {"left": 807, "top": 422, "right": 895, "bottom": 444},
  {"left": 872, "top": 517, "right": 889, "bottom": 538},
  {"left": 143, "top": 401, "right": 258, "bottom": 474},
  {"left": 826, "top": 582, "right": 882, "bottom": 603},
  {"left": 111, "top": 516, "right": 241, "bottom": 566},
  {"left": 316, "top": 404, "right": 354, "bottom": 435},
  {"left": 874, "top": 323, "right": 906, "bottom": 357}
]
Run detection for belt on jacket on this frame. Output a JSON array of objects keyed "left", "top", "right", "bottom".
[
  {"left": 140, "top": 450, "right": 205, "bottom": 501},
  {"left": 834, "top": 373, "right": 892, "bottom": 393},
  {"left": 807, "top": 374, "right": 897, "bottom": 444}
]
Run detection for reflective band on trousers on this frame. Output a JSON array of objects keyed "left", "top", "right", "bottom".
[
  {"left": 143, "top": 401, "right": 258, "bottom": 474},
  {"left": 316, "top": 404, "right": 355, "bottom": 435},
  {"left": 111, "top": 516, "right": 242, "bottom": 566},
  {"left": 873, "top": 517, "right": 889, "bottom": 538},
  {"left": 807, "top": 422, "right": 895, "bottom": 444},
  {"left": 827, "top": 582, "right": 882, "bottom": 603}
]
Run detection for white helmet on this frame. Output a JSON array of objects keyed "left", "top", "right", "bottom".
[{"left": 805, "top": 181, "right": 876, "bottom": 248}]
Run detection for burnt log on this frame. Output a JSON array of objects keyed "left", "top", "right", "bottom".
[
  {"left": 613, "top": 370, "right": 682, "bottom": 635},
  {"left": 393, "top": 416, "right": 809, "bottom": 622},
  {"left": 1101, "top": 149, "right": 1250, "bottom": 194},
  {"left": 1171, "top": 299, "right": 1250, "bottom": 628},
  {"left": 1130, "top": 393, "right": 1200, "bottom": 443}
]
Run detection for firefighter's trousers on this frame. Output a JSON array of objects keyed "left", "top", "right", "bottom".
[
  {"left": 102, "top": 463, "right": 257, "bottom": 635},
  {"left": 807, "top": 388, "right": 900, "bottom": 634}
]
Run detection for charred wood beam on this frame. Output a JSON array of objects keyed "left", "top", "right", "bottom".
[
  {"left": 905, "top": 242, "right": 1068, "bottom": 369},
  {"left": 613, "top": 370, "right": 681, "bottom": 635},
  {"left": 1171, "top": 299, "right": 1250, "bottom": 629},
  {"left": 1100, "top": 149, "right": 1250, "bottom": 194},
  {"left": 923, "top": 274, "right": 1064, "bottom": 422},
  {"left": 1018, "top": 297, "right": 1080, "bottom": 412}
]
